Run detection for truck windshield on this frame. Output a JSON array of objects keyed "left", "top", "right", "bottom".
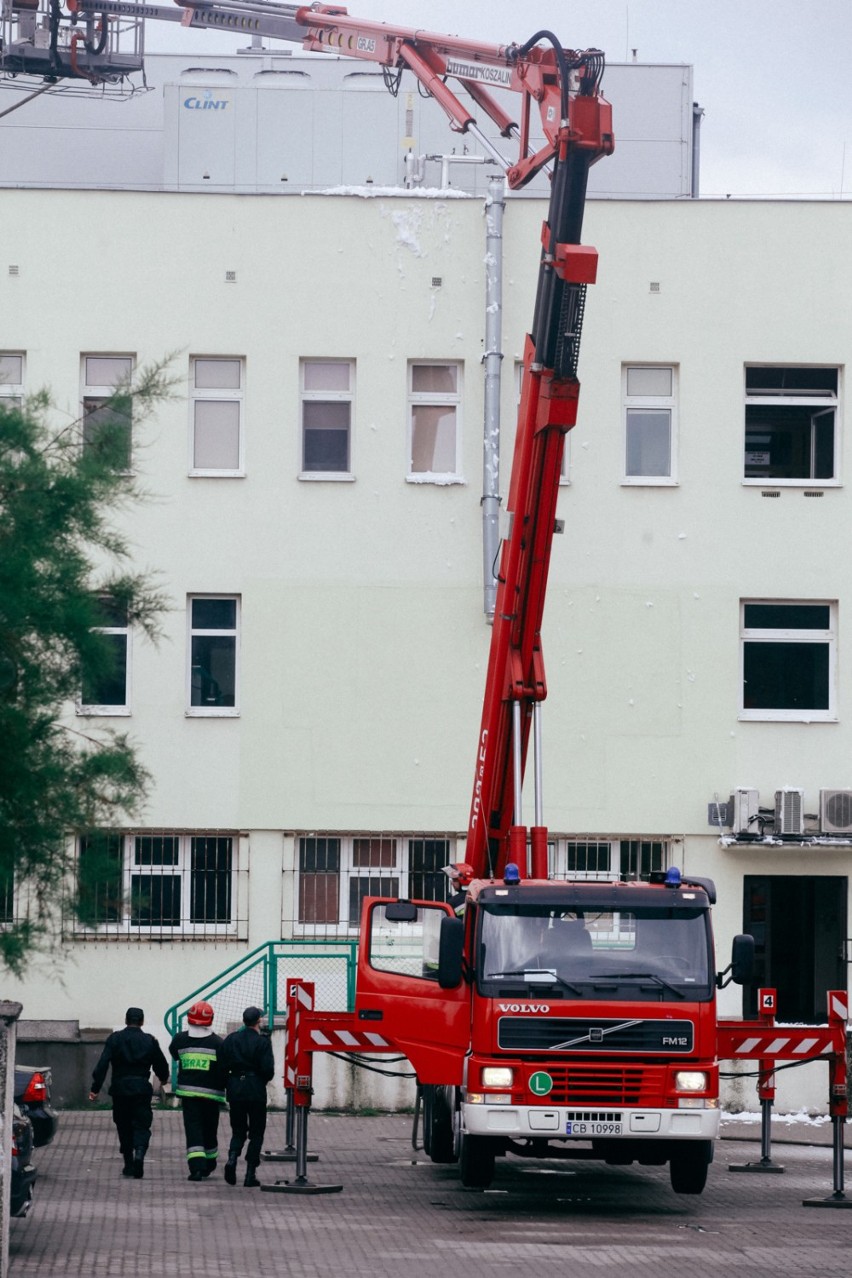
[{"left": 478, "top": 903, "right": 713, "bottom": 1002}]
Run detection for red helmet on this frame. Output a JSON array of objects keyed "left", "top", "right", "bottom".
[{"left": 187, "top": 1001, "right": 214, "bottom": 1027}]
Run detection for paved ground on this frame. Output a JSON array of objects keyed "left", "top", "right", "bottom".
[{"left": 8, "top": 1110, "right": 852, "bottom": 1278}]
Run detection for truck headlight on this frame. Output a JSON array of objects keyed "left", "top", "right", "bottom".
[
  {"left": 481, "top": 1067, "right": 514, "bottom": 1088},
  {"left": 674, "top": 1070, "right": 708, "bottom": 1092}
]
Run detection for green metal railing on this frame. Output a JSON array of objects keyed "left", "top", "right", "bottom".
[{"left": 164, "top": 939, "right": 358, "bottom": 1086}]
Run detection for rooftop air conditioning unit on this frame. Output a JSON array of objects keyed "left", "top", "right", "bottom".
[
  {"left": 819, "top": 788, "right": 852, "bottom": 835},
  {"left": 775, "top": 788, "right": 804, "bottom": 836},
  {"left": 732, "top": 787, "right": 759, "bottom": 835}
]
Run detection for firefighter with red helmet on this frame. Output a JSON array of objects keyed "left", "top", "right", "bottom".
[{"left": 168, "top": 1001, "right": 226, "bottom": 1181}]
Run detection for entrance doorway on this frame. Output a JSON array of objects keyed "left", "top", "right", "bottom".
[{"left": 742, "top": 875, "right": 848, "bottom": 1022}]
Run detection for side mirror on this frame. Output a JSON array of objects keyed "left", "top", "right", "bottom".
[
  {"left": 384, "top": 900, "right": 418, "bottom": 922},
  {"left": 715, "top": 933, "right": 756, "bottom": 989},
  {"left": 731, "top": 933, "right": 755, "bottom": 985},
  {"left": 437, "top": 915, "right": 465, "bottom": 989}
]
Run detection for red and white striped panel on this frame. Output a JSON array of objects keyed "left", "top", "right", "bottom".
[
  {"left": 725, "top": 1032, "right": 833, "bottom": 1059},
  {"left": 829, "top": 991, "right": 849, "bottom": 1022},
  {"left": 309, "top": 1027, "right": 395, "bottom": 1051},
  {"left": 287, "top": 982, "right": 315, "bottom": 1013}
]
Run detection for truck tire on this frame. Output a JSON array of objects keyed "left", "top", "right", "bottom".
[
  {"left": 424, "top": 1085, "right": 456, "bottom": 1164},
  {"left": 669, "top": 1141, "right": 711, "bottom": 1195},
  {"left": 459, "top": 1133, "right": 495, "bottom": 1189}
]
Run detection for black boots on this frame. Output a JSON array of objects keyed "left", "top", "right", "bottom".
[
  {"left": 224, "top": 1154, "right": 259, "bottom": 1186},
  {"left": 132, "top": 1148, "right": 145, "bottom": 1180}
]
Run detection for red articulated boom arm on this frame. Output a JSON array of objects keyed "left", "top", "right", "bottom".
[
  {"left": 464, "top": 48, "right": 612, "bottom": 881},
  {"left": 4, "top": 0, "right": 613, "bottom": 881}
]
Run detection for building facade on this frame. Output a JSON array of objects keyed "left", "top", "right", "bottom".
[{"left": 1, "top": 70, "right": 850, "bottom": 1112}]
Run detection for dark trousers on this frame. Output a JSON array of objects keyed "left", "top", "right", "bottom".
[
  {"left": 112, "top": 1093, "right": 154, "bottom": 1163},
  {"left": 227, "top": 1099, "right": 267, "bottom": 1168},
  {"left": 181, "top": 1097, "right": 221, "bottom": 1170}
]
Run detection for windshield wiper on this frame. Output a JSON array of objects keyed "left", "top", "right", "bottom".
[
  {"left": 596, "top": 971, "right": 686, "bottom": 999},
  {"left": 485, "top": 969, "right": 584, "bottom": 996}
]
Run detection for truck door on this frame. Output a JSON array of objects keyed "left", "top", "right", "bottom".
[{"left": 355, "top": 898, "right": 470, "bottom": 1084}]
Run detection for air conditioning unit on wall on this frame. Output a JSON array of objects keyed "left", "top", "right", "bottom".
[
  {"left": 820, "top": 789, "right": 852, "bottom": 834},
  {"left": 733, "top": 787, "right": 760, "bottom": 835},
  {"left": 775, "top": 788, "right": 804, "bottom": 836}
]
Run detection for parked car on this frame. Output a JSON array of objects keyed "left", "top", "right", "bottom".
[
  {"left": 9, "top": 1104, "right": 36, "bottom": 1218},
  {"left": 15, "top": 1065, "right": 59, "bottom": 1148}
]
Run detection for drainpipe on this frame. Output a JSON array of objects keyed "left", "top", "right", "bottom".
[
  {"left": 482, "top": 175, "right": 505, "bottom": 620},
  {"left": 692, "top": 103, "right": 705, "bottom": 197}
]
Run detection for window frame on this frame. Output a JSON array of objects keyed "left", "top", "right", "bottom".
[
  {"left": 298, "top": 358, "right": 355, "bottom": 481},
  {"left": 81, "top": 353, "right": 134, "bottom": 474},
  {"left": 186, "top": 595, "right": 240, "bottom": 718},
  {"left": 77, "top": 595, "right": 131, "bottom": 717},
  {"left": 293, "top": 834, "right": 453, "bottom": 937},
  {"left": 621, "top": 363, "right": 678, "bottom": 486},
  {"left": 0, "top": 352, "right": 24, "bottom": 407},
  {"left": 73, "top": 831, "right": 245, "bottom": 938},
  {"left": 550, "top": 838, "right": 669, "bottom": 881},
  {"left": 743, "top": 365, "right": 840, "bottom": 487},
  {"left": 739, "top": 599, "right": 837, "bottom": 722},
  {"left": 188, "top": 355, "right": 246, "bottom": 478},
  {"left": 407, "top": 360, "right": 464, "bottom": 483}
]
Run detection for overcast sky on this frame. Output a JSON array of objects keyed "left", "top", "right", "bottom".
[{"left": 148, "top": 1, "right": 852, "bottom": 198}]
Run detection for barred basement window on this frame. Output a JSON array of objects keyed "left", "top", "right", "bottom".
[
  {"left": 550, "top": 838, "right": 669, "bottom": 881},
  {"left": 619, "top": 840, "right": 665, "bottom": 880},
  {"left": 73, "top": 832, "right": 245, "bottom": 938},
  {"left": 295, "top": 834, "right": 453, "bottom": 936}
]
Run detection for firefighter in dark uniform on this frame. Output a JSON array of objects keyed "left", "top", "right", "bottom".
[
  {"left": 89, "top": 1006, "right": 170, "bottom": 1179},
  {"left": 168, "top": 1000, "right": 226, "bottom": 1181},
  {"left": 220, "top": 1005, "right": 275, "bottom": 1187}
]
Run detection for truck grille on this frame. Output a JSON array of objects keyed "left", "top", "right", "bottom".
[
  {"left": 498, "top": 1016, "right": 694, "bottom": 1054},
  {"left": 532, "top": 1064, "right": 668, "bottom": 1106}
]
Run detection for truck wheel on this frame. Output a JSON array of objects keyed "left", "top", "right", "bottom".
[
  {"left": 425, "top": 1085, "right": 456, "bottom": 1164},
  {"left": 669, "top": 1142, "right": 711, "bottom": 1195},
  {"left": 459, "top": 1133, "right": 495, "bottom": 1189}
]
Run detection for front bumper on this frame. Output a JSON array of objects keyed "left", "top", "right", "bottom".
[{"left": 462, "top": 1102, "right": 720, "bottom": 1142}]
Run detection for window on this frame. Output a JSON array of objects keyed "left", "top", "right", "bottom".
[
  {"left": 623, "top": 365, "right": 677, "bottom": 483},
  {"left": 79, "top": 596, "right": 130, "bottom": 714},
  {"left": 300, "top": 360, "right": 353, "bottom": 477},
  {"left": 295, "top": 835, "right": 452, "bottom": 935},
  {"left": 188, "top": 596, "right": 239, "bottom": 714},
  {"left": 408, "top": 362, "right": 462, "bottom": 480},
  {"left": 74, "top": 832, "right": 244, "bottom": 937},
  {"left": 0, "top": 863, "right": 14, "bottom": 925},
  {"left": 0, "top": 352, "right": 24, "bottom": 408},
  {"left": 552, "top": 839, "right": 669, "bottom": 881},
  {"left": 189, "top": 357, "right": 244, "bottom": 475},
  {"left": 81, "top": 355, "right": 133, "bottom": 471},
  {"left": 744, "top": 366, "right": 839, "bottom": 484},
  {"left": 740, "top": 600, "right": 836, "bottom": 721}
]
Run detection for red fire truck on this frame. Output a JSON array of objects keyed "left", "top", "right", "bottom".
[{"left": 7, "top": 1, "right": 846, "bottom": 1199}]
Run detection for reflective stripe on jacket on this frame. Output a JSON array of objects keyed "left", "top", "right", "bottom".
[{"left": 168, "top": 1031, "right": 226, "bottom": 1104}]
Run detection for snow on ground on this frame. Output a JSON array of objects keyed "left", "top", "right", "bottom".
[{"left": 721, "top": 1108, "right": 832, "bottom": 1127}]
